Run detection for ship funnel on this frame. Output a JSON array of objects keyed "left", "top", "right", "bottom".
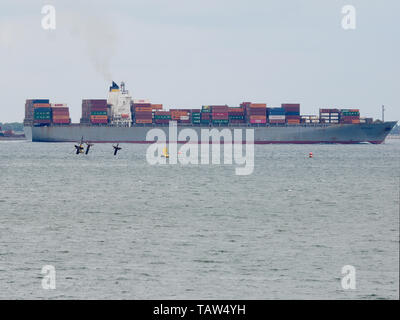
[{"left": 109, "top": 81, "right": 119, "bottom": 92}]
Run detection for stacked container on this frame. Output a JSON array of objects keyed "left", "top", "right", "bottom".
[
  {"left": 268, "top": 108, "right": 286, "bottom": 124},
  {"left": 33, "top": 103, "right": 52, "bottom": 125},
  {"left": 228, "top": 107, "right": 245, "bottom": 124},
  {"left": 340, "top": 109, "right": 360, "bottom": 124},
  {"left": 170, "top": 109, "right": 190, "bottom": 123},
  {"left": 282, "top": 104, "right": 300, "bottom": 124},
  {"left": 246, "top": 103, "right": 267, "bottom": 124},
  {"left": 151, "top": 104, "right": 163, "bottom": 111},
  {"left": 201, "top": 106, "right": 211, "bottom": 124},
  {"left": 191, "top": 109, "right": 201, "bottom": 124},
  {"left": 319, "top": 109, "right": 340, "bottom": 124},
  {"left": 154, "top": 111, "right": 171, "bottom": 124},
  {"left": 81, "top": 100, "right": 108, "bottom": 124},
  {"left": 134, "top": 102, "right": 153, "bottom": 124},
  {"left": 51, "top": 104, "right": 70, "bottom": 124},
  {"left": 301, "top": 115, "right": 319, "bottom": 124},
  {"left": 25, "top": 99, "right": 50, "bottom": 125},
  {"left": 211, "top": 105, "right": 229, "bottom": 125}
]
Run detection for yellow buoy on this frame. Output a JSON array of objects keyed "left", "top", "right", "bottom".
[{"left": 162, "top": 147, "right": 169, "bottom": 158}]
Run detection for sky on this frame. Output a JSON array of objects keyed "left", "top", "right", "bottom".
[{"left": 0, "top": 0, "right": 399, "bottom": 122}]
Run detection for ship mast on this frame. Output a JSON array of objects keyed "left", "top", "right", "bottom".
[{"left": 382, "top": 105, "right": 385, "bottom": 122}]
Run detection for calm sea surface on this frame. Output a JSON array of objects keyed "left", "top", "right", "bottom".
[{"left": 0, "top": 140, "right": 399, "bottom": 299}]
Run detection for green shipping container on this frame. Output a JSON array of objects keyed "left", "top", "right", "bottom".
[
  {"left": 34, "top": 110, "right": 51, "bottom": 120},
  {"left": 91, "top": 111, "right": 108, "bottom": 116},
  {"left": 342, "top": 112, "right": 359, "bottom": 116},
  {"left": 154, "top": 115, "right": 171, "bottom": 120},
  {"left": 212, "top": 119, "right": 229, "bottom": 125},
  {"left": 229, "top": 115, "right": 244, "bottom": 120}
]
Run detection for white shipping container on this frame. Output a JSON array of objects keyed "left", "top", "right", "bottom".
[
  {"left": 133, "top": 99, "right": 150, "bottom": 104},
  {"left": 269, "top": 115, "right": 285, "bottom": 120},
  {"left": 180, "top": 116, "right": 190, "bottom": 120},
  {"left": 51, "top": 103, "right": 67, "bottom": 107}
]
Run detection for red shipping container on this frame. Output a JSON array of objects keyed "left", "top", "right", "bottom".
[
  {"left": 250, "top": 119, "right": 267, "bottom": 124},
  {"left": 136, "top": 119, "right": 153, "bottom": 124},
  {"left": 282, "top": 103, "right": 300, "bottom": 108},
  {"left": 286, "top": 115, "right": 301, "bottom": 120},
  {"left": 320, "top": 108, "right": 340, "bottom": 113},
  {"left": 229, "top": 107, "right": 244, "bottom": 113},
  {"left": 247, "top": 108, "right": 266, "bottom": 116},
  {"left": 211, "top": 105, "right": 229, "bottom": 113},
  {"left": 269, "top": 119, "right": 285, "bottom": 124},
  {"left": 155, "top": 111, "right": 171, "bottom": 116},
  {"left": 135, "top": 107, "right": 152, "bottom": 112},
  {"left": 135, "top": 111, "right": 152, "bottom": 117},
  {"left": 250, "top": 103, "right": 267, "bottom": 108},
  {"left": 212, "top": 112, "right": 229, "bottom": 117},
  {"left": 155, "top": 119, "right": 171, "bottom": 124}
]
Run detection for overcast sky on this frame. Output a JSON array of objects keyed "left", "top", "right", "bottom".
[{"left": 0, "top": 0, "right": 399, "bottom": 122}]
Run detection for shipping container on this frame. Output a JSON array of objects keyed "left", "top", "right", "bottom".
[
  {"left": 151, "top": 104, "right": 163, "bottom": 110},
  {"left": 282, "top": 103, "right": 300, "bottom": 114},
  {"left": 133, "top": 99, "right": 150, "bottom": 104},
  {"left": 229, "top": 115, "right": 245, "bottom": 120},
  {"left": 228, "top": 107, "right": 245, "bottom": 113},
  {"left": 212, "top": 119, "right": 229, "bottom": 125},
  {"left": 201, "top": 113, "right": 211, "bottom": 120},
  {"left": 268, "top": 115, "right": 286, "bottom": 120},
  {"left": 250, "top": 103, "right": 267, "bottom": 108},
  {"left": 154, "top": 119, "right": 171, "bottom": 124},
  {"left": 268, "top": 108, "right": 286, "bottom": 115},
  {"left": 269, "top": 119, "right": 286, "bottom": 124},
  {"left": 135, "top": 107, "right": 152, "bottom": 112},
  {"left": 211, "top": 105, "right": 229, "bottom": 113},
  {"left": 135, "top": 119, "right": 153, "bottom": 124}
]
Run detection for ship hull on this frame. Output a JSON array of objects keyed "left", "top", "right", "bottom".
[{"left": 25, "top": 122, "right": 397, "bottom": 144}]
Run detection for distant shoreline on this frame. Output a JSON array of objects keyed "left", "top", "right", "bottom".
[{"left": 0, "top": 136, "right": 26, "bottom": 141}]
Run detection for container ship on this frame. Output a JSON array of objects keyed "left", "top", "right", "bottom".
[{"left": 23, "top": 81, "right": 397, "bottom": 144}]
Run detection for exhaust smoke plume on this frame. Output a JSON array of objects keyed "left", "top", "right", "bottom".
[{"left": 68, "top": 12, "right": 117, "bottom": 82}]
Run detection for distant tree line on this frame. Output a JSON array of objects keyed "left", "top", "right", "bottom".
[{"left": 0, "top": 122, "right": 24, "bottom": 132}]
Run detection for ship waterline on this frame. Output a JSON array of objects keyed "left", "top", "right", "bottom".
[{"left": 25, "top": 121, "right": 397, "bottom": 144}]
